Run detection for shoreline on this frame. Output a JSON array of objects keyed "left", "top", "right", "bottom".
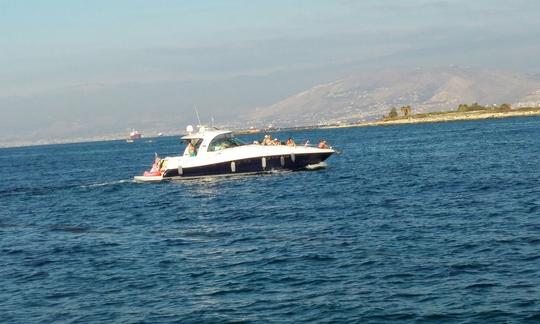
[
  {"left": 315, "top": 108, "right": 540, "bottom": 130},
  {"left": 240, "top": 108, "right": 540, "bottom": 134},
  {"left": 356, "top": 108, "right": 540, "bottom": 127},
  {"left": 3, "top": 108, "right": 540, "bottom": 149}
]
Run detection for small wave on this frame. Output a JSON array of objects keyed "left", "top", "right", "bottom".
[
  {"left": 226, "top": 236, "right": 266, "bottom": 245},
  {"left": 182, "top": 230, "right": 232, "bottom": 239},
  {"left": 23, "top": 271, "right": 49, "bottom": 281},
  {"left": 173, "top": 217, "right": 191, "bottom": 223},
  {"left": 391, "top": 292, "right": 425, "bottom": 298},
  {"left": 164, "top": 238, "right": 192, "bottom": 246},
  {"left": 507, "top": 283, "right": 534, "bottom": 289},
  {"left": 189, "top": 270, "right": 212, "bottom": 278},
  {"left": 465, "top": 282, "right": 497, "bottom": 289},
  {"left": 158, "top": 259, "right": 174, "bottom": 268},
  {"left": 369, "top": 313, "right": 416, "bottom": 321},
  {"left": 418, "top": 313, "right": 459, "bottom": 322},
  {"left": 2, "top": 248, "right": 24, "bottom": 255},
  {"left": 449, "top": 262, "right": 489, "bottom": 271},
  {"left": 525, "top": 313, "right": 540, "bottom": 321},
  {"left": 207, "top": 287, "right": 254, "bottom": 297},
  {"left": 49, "top": 224, "right": 89, "bottom": 234},
  {"left": 25, "top": 259, "right": 55, "bottom": 267},
  {"left": 524, "top": 237, "right": 540, "bottom": 245},
  {"left": 301, "top": 253, "right": 336, "bottom": 262},
  {"left": 512, "top": 300, "right": 535, "bottom": 308},
  {"left": 527, "top": 205, "right": 540, "bottom": 213},
  {"left": 46, "top": 291, "right": 79, "bottom": 300},
  {"left": 383, "top": 272, "right": 415, "bottom": 280},
  {"left": 521, "top": 254, "right": 540, "bottom": 262},
  {"left": 265, "top": 257, "right": 289, "bottom": 265},
  {"left": 471, "top": 310, "right": 515, "bottom": 320}
]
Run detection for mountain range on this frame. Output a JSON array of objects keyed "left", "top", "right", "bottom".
[
  {"left": 245, "top": 67, "right": 540, "bottom": 127},
  {"left": 3, "top": 66, "right": 540, "bottom": 147}
]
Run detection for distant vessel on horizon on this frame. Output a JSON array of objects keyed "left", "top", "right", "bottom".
[
  {"left": 126, "top": 129, "right": 142, "bottom": 143},
  {"left": 129, "top": 130, "right": 142, "bottom": 139}
]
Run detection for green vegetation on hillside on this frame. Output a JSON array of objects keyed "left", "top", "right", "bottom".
[
  {"left": 457, "top": 103, "right": 512, "bottom": 112},
  {"left": 383, "top": 105, "right": 411, "bottom": 120},
  {"left": 382, "top": 103, "right": 540, "bottom": 121}
]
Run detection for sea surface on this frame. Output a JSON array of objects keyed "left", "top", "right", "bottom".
[{"left": 1, "top": 117, "right": 540, "bottom": 323}]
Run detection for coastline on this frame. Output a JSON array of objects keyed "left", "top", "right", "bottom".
[
  {"left": 3, "top": 108, "right": 540, "bottom": 149},
  {"left": 318, "top": 107, "right": 540, "bottom": 130},
  {"left": 241, "top": 107, "right": 540, "bottom": 134}
]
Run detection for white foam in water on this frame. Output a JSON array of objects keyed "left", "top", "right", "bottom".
[
  {"left": 305, "top": 162, "right": 327, "bottom": 170},
  {"left": 81, "top": 179, "right": 132, "bottom": 188}
]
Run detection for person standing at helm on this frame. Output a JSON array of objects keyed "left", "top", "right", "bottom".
[{"left": 187, "top": 141, "right": 197, "bottom": 157}]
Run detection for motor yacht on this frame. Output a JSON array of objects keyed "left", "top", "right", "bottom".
[{"left": 134, "top": 126, "right": 334, "bottom": 182}]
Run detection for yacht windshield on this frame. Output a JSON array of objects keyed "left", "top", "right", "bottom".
[{"left": 208, "top": 135, "right": 245, "bottom": 152}]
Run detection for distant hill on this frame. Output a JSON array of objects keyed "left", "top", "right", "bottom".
[{"left": 246, "top": 67, "right": 540, "bottom": 127}]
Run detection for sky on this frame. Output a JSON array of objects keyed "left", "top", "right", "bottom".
[{"left": 1, "top": 0, "right": 540, "bottom": 144}]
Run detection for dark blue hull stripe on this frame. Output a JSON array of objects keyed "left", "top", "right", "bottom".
[{"left": 162, "top": 152, "right": 332, "bottom": 178}]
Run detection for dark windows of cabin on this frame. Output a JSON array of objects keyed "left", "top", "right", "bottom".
[{"left": 208, "top": 135, "right": 245, "bottom": 152}]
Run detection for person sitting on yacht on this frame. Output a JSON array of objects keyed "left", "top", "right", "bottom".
[
  {"left": 273, "top": 138, "right": 281, "bottom": 145},
  {"left": 286, "top": 138, "right": 296, "bottom": 146},
  {"left": 262, "top": 135, "right": 273, "bottom": 146},
  {"left": 143, "top": 154, "right": 162, "bottom": 176},
  {"left": 318, "top": 140, "right": 329, "bottom": 149}
]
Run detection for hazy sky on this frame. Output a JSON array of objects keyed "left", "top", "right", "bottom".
[{"left": 1, "top": 0, "right": 540, "bottom": 144}]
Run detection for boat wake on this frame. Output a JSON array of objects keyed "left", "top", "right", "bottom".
[
  {"left": 81, "top": 179, "right": 132, "bottom": 188},
  {"left": 137, "top": 167, "right": 322, "bottom": 184}
]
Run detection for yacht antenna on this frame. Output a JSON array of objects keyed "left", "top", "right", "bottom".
[{"left": 194, "top": 106, "right": 202, "bottom": 127}]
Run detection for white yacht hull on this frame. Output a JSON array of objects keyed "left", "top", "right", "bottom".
[{"left": 134, "top": 129, "right": 335, "bottom": 182}]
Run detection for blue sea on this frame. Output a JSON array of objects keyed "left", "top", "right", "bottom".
[{"left": 1, "top": 117, "right": 540, "bottom": 323}]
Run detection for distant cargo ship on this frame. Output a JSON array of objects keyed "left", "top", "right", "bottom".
[
  {"left": 126, "top": 130, "right": 142, "bottom": 143},
  {"left": 130, "top": 130, "right": 142, "bottom": 139}
]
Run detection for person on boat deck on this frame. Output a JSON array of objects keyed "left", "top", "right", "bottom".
[
  {"left": 187, "top": 141, "right": 197, "bottom": 156},
  {"left": 273, "top": 138, "right": 281, "bottom": 145},
  {"left": 150, "top": 156, "right": 161, "bottom": 172},
  {"left": 262, "top": 135, "right": 273, "bottom": 146},
  {"left": 143, "top": 154, "right": 162, "bottom": 176},
  {"left": 318, "top": 140, "right": 329, "bottom": 149},
  {"left": 286, "top": 138, "right": 296, "bottom": 146}
]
